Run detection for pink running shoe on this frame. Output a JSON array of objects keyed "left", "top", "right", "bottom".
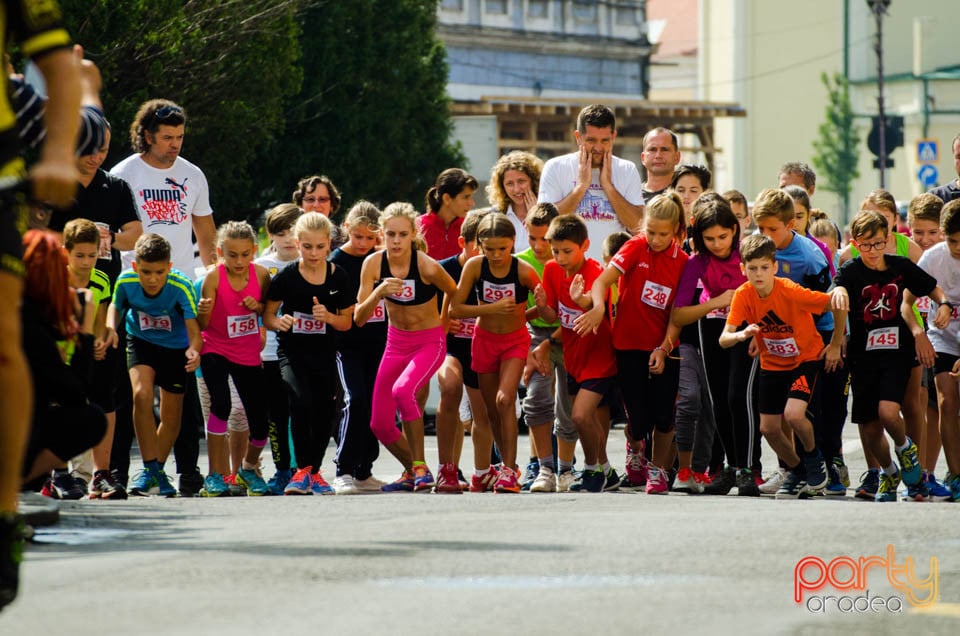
[
  {"left": 494, "top": 465, "right": 520, "bottom": 493},
  {"left": 645, "top": 466, "right": 669, "bottom": 495},
  {"left": 435, "top": 463, "right": 462, "bottom": 494},
  {"left": 469, "top": 465, "right": 499, "bottom": 493}
]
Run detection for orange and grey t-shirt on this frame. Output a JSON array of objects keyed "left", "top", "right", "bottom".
[{"left": 726, "top": 277, "right": 830, "bottom": 371}]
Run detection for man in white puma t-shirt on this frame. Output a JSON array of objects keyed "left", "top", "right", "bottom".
[
  {"left": 538, "top": 104, "right": 644, "bottom": 262},
  {"left": 111, "top": 99, "right": 216, "bottom": 278}
]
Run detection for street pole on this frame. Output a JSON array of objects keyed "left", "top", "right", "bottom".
[{"left": 869, "top": 0, "right": 891, "bottom": 188}]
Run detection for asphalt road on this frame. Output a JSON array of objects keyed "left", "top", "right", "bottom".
[{"left": 3, "top": 426, "right": 960, "bottom": 635}]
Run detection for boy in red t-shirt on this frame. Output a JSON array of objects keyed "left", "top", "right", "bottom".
[
  {"left": 720, "top": 234, "right": 846, "bottom": 499},
  {"left": 534, "top": 215, "right": 618, "bottom": 493}
]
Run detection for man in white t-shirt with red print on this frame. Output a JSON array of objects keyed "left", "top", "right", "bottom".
[
  {"left": 111, "top": 99, "right": 216, "bottom": 277},
  {"left": 538, "top": 104, "right": 644, "bottom": 263}
]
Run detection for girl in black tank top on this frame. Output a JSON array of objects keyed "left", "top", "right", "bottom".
[{"left": 378, "top": 248, "right": 439, "bottom": 306}]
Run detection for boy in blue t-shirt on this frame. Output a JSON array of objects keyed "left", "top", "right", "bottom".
[{"left": 107, "top": 234, "right": 201, "bottom": 496}]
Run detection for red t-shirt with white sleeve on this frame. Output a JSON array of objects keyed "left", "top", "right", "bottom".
[
  {"left": 543, "top": 258, "right": 617, "bottom": 382},
  {"left": 609, "top": 235, "right": 688, "bottom": 351}
]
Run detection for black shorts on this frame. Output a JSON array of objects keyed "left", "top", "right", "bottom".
[
  {"left": 566, "top": 374, "right": 617, "bottom": 408},
  {"left": 126, "top": 336, "right": 187, "bottom": 394},
  {"left": 446, "top": 336, "right": 478, "bottom": 389},
  {"left": 758, "top": 361, "right": 820, "bottom": 415},
  {"left": 89, "top": 345, "right": 119, "bottom": 413},
  {"left": 0, "top": 181, "right": 27, "bottom": 277},
  {"left": 934, "top": 352, "right": 959, "bottom": 377},
  {"left": 849, "top": 359, "right": 911, "bottom": 423}
]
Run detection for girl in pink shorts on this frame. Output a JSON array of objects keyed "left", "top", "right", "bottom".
[{"left": 451, "top": 213, "right": 541, "bottom": 492}]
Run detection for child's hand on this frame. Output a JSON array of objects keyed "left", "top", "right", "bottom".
[
  {"left": 197, "top": 297, "right": 213, "bottom": 316},
  {"left": 312, "top": 296, "right": 328, "bottom": 323},
  {"left": 533, "top": 284, "right": 547, "bottom": 308},
  {"left": 569, "top": 275, "right": 585, "bottom": 303},
  {"left": 276, "top": 314, "right": 295, "bottom": 332},
  {"left": 713, "top": 289, "right": 735, "bottom": 309},
  {"left": 185, "top": 348, "right": 200, "bottom": 372},
  {"left": 915, "top": 332, "right": 936, "bottom": 368},
  {"left": 648, "top": 347, "right": 667, "bottom": 375},
  {"left": 93, "top": 327, "right": 116, "bottom": 360},
  {"left": 830, "top": 287, "right": 849, "bottom": 312},
  {"left": 573, "top": 305, "right": 603, "bottom": 335},
  {"left": 522, "top": 340, "right": 551, "bottom": 385},
  {"left": 447, "top": 318, "right": 462, "bottom": 335},
  {"left": 241, "top": 295, "right": 262, "bottom": 313},
  {"left": 933, "top": 303, "right": 952, "bottom": 330},
  {"left": 377, "top": 277, "right": 404, "bottom": 299},
  {"left": 491, "top": 296, "right": 518, "bottom": 315},
  {"left": 820, "top": 342, "right": 844, "bottom": 373},
  {"left": 741, "top": 323, "right": 760, "bottom": 341}
]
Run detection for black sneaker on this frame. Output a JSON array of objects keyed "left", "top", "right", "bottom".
[
  {"left": 702, "top": 466, "right": 736, "bottom": 495},
  {"left": 775, "top": 470, "right": 808, "bottom": 499},
  {"left": 89, "top": 470, "right": 128, "bottom": 500},
  {"left": 603, "top": 468, "right": 621, "bottom": 492},
  {"left": 178, "top": 469, "right": 204, "bottom": 498},
  {"left": 855, "top": 469, "right": 880, "bottom": 500},
  {"left": 50, "top": 471, "right": 85, "bottom": 500},
  {"left": 802, "top": 451, "right": 828, "bottom": 492},
  {"left": 569, "top": 469, "right": 605, "bottom": 493},
  {"left": 736, "top": 468, "right": 760, "bottom": 497},
  {"left": 0, "top": 513, "right": 24, "bottom": 612}
]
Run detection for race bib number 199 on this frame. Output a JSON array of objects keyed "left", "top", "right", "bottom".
[{"left": 292, "top": 310, "right": 326, "bottom": 334}]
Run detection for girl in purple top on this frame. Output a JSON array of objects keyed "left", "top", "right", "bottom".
[
  {"left": 197, "top": 221, "right": 272, "bottom": 496},
  {"left": 671, "top": 193, "right": 757, "bottom": 496}
]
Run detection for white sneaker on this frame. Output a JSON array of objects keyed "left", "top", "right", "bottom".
[
  {"left": 333, "top": 475, "right": 360, "bottom": 495},
  {"left": 758, "top": 468, "right": 787, "bottom": 495},
  {"left": 354, "top": 475, "right": 386, "bottom": 492},
  {"left": 530, "top": 466, "right": 557, "bottom": 493},
  {"left": 556, "top": 470, "right": 576, "bottom": 493}
]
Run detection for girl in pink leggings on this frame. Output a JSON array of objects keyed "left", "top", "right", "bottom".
[{"left": 355, "top": 202, "right": 457, "bottom": 492}]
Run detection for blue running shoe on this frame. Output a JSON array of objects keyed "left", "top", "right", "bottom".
[
  {"left": 128, "top": 469, "right": 158, "bottom": 497},
  {"left": 875, "top": 471, "right": 901, "bottom": 502},
  {"left": 947, "top": 473, "right": 960, "bottom": 503},
  {"left": 309, "top": 471, "right": 334, "bottom": 495},
  {"left": 201, "top": 473, "right": 229, "bottom": 497},
  {"left": 284, "top": 467, "right": 313, "bottom": 495},
  {"left": 412, "top": 465, "right": 434, "bottom": 492},
  {"left": 237, "top": 467, "right": 270, "bottom": 496},
  {"left": 903, "top": 479, "right": 929, "bottom": 502},
  {"left": 267, "top": 468, "right": 292, "bottom": 496},
  {"left": 824, "top": 462, "right": 846, "bottom": 497},
  {"left": 155, "top": 469, "right": 177, "bottom": 497},
  {"left": 895, "top": 438, "right": 922, "bottom": 486},
  {"left": 382, "top": 471, "right": 415, "bottom": 493},
  {"left": 570, "top": 469, "right": 605, "bottom": 493},
  {"left": 855, "top": 469, "right": 879, "bottom": 500},
  {"left": 925, "top": 472, "right": 952, "bottom": 502},
  {"left": 520, "top": 460, "right": 539, "bottom": 492}
]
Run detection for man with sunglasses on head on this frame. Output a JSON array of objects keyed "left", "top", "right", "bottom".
[
  {"left": 111, "top": 99, "right": 216, "bottom": 277},
  {"left": 110, "top": 100, "right": 215, "bottom": 497}
]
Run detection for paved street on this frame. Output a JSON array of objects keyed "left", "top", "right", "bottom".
[{"left": 4, "top": 425, "right": 960, "bottom": 635}]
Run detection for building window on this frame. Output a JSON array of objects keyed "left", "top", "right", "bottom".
[
  {"left": 486, "top": 0, "right": 508, "bottom": 14},
  {"left": 528, "top": 0, "right": 549, "bottom": 18},
  {"left": 440, "top": 0, "right": 464, "bottom": 10},
  {"left": 616, "top": 7, "right": 635, "bottom": 26},
  {"left": 573, "top": 1, "right": 597, "bottom": 23}
]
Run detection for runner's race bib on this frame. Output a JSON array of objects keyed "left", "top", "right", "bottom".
[
  {"left": 389, "top": 280, "right": 415, "bottom": 301},
  {"left": 292, "top": 310, "right": 326, "bottom": 334},
  {"left": 641, "top": 280, "right": 672, "bottom": 310},
  {"left": 482, "top": 281, "right": 515, "bottom": 303},
  {"left": 763, "top": 336, "right": 799, "bottom": 357},
  {"left": 558, "top": 301, "right": 582, "bottom": 330},
  {"left": 227, "top": 312, "right": 258, "bottom": 339},
  {"left": 368, "top": 299, "right": 387, "bottom": 323},
  {"left": 453, "top": 317, "right": 476, "bottom": 339},
  {"left": 138, "top": 311, "right": 172, "bottom": 332},
  {"left": 865, "top": 326, "right": 898, "bottom": 351}
]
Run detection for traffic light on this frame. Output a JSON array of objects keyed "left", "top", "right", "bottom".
[{"left": 867, "top": 115, "right": 904, "bottom": 167}]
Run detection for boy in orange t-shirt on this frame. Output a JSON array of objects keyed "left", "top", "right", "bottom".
[{"left": 720, "top": 234, "right": 846, "bottom": 499}]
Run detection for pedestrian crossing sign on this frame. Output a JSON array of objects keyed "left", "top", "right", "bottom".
[{"left": 917, "top": 139, "right": 938, "bottom": 164}]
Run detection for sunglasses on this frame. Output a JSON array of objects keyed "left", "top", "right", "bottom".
[{"left": 154, "top": 105, "right": 183, "bottom": 122}]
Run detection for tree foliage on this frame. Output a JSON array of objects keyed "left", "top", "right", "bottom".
[
  {"left": 56, "top": 0, "right": 464, "bottom": 223},
  {"left": 812, "top": 72, "right": 860, "bottom": 224}
]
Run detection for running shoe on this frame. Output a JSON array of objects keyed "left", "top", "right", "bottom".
[
  {"left": 493, "top": 466, "right": 521, "bottom": 493},
  {"left": 519, "top": 460, "right": 539, "bottom": 492},
  {"left": 469, "top": 466, "right": 499, "bottom": 493},
  {"left": 624, "top": 445, "right": 647, "bottom": 487},
  {"left": 128, "top": 469, "right": 159, "bottom": 497},
  {"left": 758, "top": 468, "right": 786, "bottom": 495},
  {"left": 530, "top": 466, "right": 557, "bottom": 493},
  {"left": 412, "top": 465, "right": 434, "bottom": 492},
  {"left": 570, "top": 469, "right": 605, "bottom": 493},
  {"left": 457, "top": 469, "right": 469, "bottom": 492},
  {"left": 178, "top": 469, "right": 204, "bottom": 498},
  {"left": 833, "top": 457, "right": 850, "bottom": 488},
  {"left": 603, "top": 468, "right": 621, "bottom": 492},
  {"left": 224, "top": 473, "right": 246, "bottom": 497},
  {"left": 237, "top": 467, "right": 270, "bottom": 496},
  {"left": 333, "top": 475, "right": 360, "bottom": 495},
  {"left": 673, "top": 467, "right": 700, "bottom": 493},
  {"left": 824, "top": 463, "right": 846, "bottom": 497},
  {"left": 0, "top": 514, "right": 24, "bottom": 612},
  {"left": 284, "top": 467, "right": 314, "bottom": 495},
  {"left": 752, "top": 466, "right": 764, "bottom": 486},
  {"left": 875, "top": 470, "right": 901, "bottom": 502},
  {"left": 556, "top": 470, "right": 576, "bottom": 493},
  {"left": 154, "top": 469, "right": 177, "bottom": 497},
  {"left": 948, "top": 473, "right": 960, "bottom": 502},
  {"left": 702, "top": 466, "right": 736, "bottom": 495},
  {"left": 736, "top": 468, "right": 760, "bottom": 497},
  {"left": 435, "top": 463, "right": 462, "bottom": 494},
  {"left": 802, "top": 451, "right": 828, "bottom": 492},
  {"left": 924, "top": 472, "right": 952, "bottom": 502},
  {"left": 89, "top": 470, "right": 128, "bottom": 500},
  {"left": 693, "top": 471, "right": 711, "bottom": 489},
  {"left": 855, "top": 469, "right": 880, "bottom": 500},
  {"left": 310, "top": 471, "right": 335, "bottom": 495},
  {"left": 50, "top": 472, "right": 85, "bottom": 500},
  {"left": 895, "top": 438, "right": 922, "bottom": 486},
  {"left": 645, "top": 466, "right": 669, "bottom": 495},
  {"left": 354, "top": 475, "right": 386, "bottom": 492},
  {"left": 201, "top": 473, "right": 229, "bottom": 497},
  {"left": 775, "top": 470, "right": 807, "bottom": 500},
  {"left": 267, "top": 468, "right": 292, "bottom": 496},
  {"left": 902, "top": 480, "right": 929, "bottom": 502},
  {"left": 381, "top": 470, "right": 416, "bottom": 493}
]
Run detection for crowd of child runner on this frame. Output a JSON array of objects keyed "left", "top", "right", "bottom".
[{"left": 27, "top": 118, "right": 960, "bottom": 507}]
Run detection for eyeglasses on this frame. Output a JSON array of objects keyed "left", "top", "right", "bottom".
[
  {"left": 856, "top": 239, "right": 887, "bottom": 252},
  {"left": 303, "top": 196, "right": 331, "bottom": 204},
  {"left": 154, "top": 105, "right": 183, "bottom": 122}
]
